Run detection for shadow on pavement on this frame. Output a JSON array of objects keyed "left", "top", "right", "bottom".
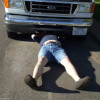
[
  {"left": 61, "top": 36, "right": 100, "bottom": 92},
  {"left": 9, "top": 34, "right": 33, "bottom": 42},
  {"left": 38, "top": 63, "right": 79, "bottom": 93}
]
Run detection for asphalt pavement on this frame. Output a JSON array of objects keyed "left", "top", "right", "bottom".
[{"left": 0, "top": 1, "right": 100, "bottom": 100}]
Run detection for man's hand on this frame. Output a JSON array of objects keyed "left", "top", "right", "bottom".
[{"left": 31, "top": 34, "right": 36, "bottom": 40}]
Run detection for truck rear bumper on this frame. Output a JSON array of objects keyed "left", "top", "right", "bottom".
[{"left": 5, "top": 14, "right": 93, "bottom": 33}]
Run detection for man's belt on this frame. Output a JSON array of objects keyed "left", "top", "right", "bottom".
[{"left": 43, "top": 40, "right": 61, "bottom": 46}]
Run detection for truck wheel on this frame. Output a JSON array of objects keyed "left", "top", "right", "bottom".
[{"left": 7, "top": 31, "right": 18, "bottom": 39}]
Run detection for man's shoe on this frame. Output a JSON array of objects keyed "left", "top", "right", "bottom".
[
  {"left": 75, "top": 76, "right": 92, "bottom": 90},
  {"left": 24, "top": 75, "right": 38, "bottom": 90}
]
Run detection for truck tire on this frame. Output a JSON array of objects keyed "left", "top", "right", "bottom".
[{"left": 7, "top": 31, "right": 18, "bottom": 39}]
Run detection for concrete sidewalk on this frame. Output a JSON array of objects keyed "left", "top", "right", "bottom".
[{"left": 91, "top": 19, "right": 100, "bottom": 43}]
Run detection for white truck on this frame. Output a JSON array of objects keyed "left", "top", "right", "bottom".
[{"left": 4, "top": 0, "right": 95, "bottom": 39}]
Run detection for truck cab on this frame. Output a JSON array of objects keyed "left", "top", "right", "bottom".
[{"left": 4, "top": 0, "right": 95, "bottom": 39}]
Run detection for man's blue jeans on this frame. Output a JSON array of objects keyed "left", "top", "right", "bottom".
[{"left": 38, "top": 43, "right": 68, "bottom": 63}]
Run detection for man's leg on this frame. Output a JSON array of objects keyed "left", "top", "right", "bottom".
[
  {"left": 52, "top": 44, "right": 91, "bottom": 90},
  {"left": 60, "top": 57, "right": 92, "bottom": 90},
  {"left": 32, "top": 56, "right": 48, "bottom": 79},
  {"left": 52, "top": 44, "right": 80, "bottom": 82},
  {"left": 60, "top": 57, "right": 80, "bottom": 82},
  {"left": 24, "top": 56, "right": 48, "bottom": 90}
]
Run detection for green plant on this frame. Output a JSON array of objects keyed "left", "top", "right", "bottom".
[{"left": 93, "top": 0, "right": 100, "bottom": 21}]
